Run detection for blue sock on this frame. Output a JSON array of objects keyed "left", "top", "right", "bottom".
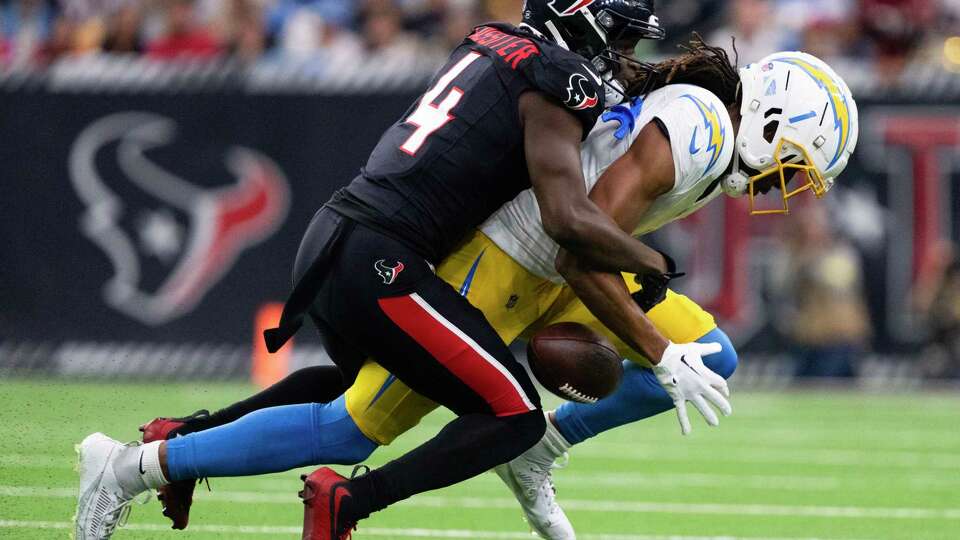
[
  {"left": 166, "top": 395, "right": 377, "bottom": 481},
  {"left": 554, "top": 328, "right": 739, "bottom": 445}
]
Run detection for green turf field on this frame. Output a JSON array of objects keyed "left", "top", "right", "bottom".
[{"left": 1, "top": 379, "right": 958, "bottom": 540}]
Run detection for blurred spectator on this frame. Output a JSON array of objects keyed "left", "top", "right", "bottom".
[
  {"left": 266, "top": 0, "right": 365, "bottom": 67},
  {"left": 146, "top": 0, "right": 221, "bottom": 60},
  {"left": 71, "top": 13, "right": 104, "bottom": 54},
  {"left": 775, "top": 203, "right": 872, "bottom": 378},
  {"left": 360, "top": 0, "right": 423, "bottom": 61},
  {"left": 0, "top": 0, "right": 57, "bottom": 67},
  {"left": 435, "top": 2, "right": 481, "bottom": 50},
  {"left": 709, "top": 0, "right": 785, "bottom": 64},
  {"left": 214, "top": 0, "right": 266, "bottom": 63},
  {"left": 913, "top": 241, "right": 960, "bottom": 379},
  {"left": 484, "top": 0, "right": 521, "bottom": 25},
  {"left": 101, "top": 3, "right": 142, "bottom": 53},
  {"left": 0, "top": 0, "right": 955, "bottom": 80},
  {"left": 779, "top": 0, "right": 860, "bottom": 63},
  {"left": 859, "top": 0, "right": 937, "bottom": 82},
  {"left": 800, "top": 19, "right": 859, "bottom": 64},
  {"left": 400, "top": 0, "right": 446, "bottom": 37},
  {"left": 655, "top": 0, "right": 723, "bottom": 51},
  {"left": 399, "top": 0, "right": 483, "bottom": 51},
  {"left": 266, "top": 0, "right": 359, "bottom": 35},
  {"left": 39, "top": 11, "right": 72, "bottom": 61}
]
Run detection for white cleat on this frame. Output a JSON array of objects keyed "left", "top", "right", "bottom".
[
  {"left": 494, "top": 418, "right": 575, "bottom": 539},
  {"left": 75, "top": 433, "right": 142, "bottom": 540}
]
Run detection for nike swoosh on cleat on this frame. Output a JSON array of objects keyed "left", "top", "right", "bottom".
[{"left": 138, "top": 452, "right": 146, "bottom": 475}]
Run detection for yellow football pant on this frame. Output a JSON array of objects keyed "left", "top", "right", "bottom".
[{"left": 344, "top": 230, "right": 716, "bottom": 445}]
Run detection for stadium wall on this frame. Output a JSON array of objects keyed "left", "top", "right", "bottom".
[{"left": 1, "top": 73, "right": 958, "bottom": 380}]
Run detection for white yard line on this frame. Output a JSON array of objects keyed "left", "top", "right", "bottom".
[
  {"left": 3, "top": 486, "right": 958, "bottom": 520},
  {"left": 0, "top": 519, "right": 875, "bottom": 540}
]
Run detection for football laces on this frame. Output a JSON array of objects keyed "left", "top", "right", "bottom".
[{"left": 557, "top": 383, "right": 599, "bottom": 404}]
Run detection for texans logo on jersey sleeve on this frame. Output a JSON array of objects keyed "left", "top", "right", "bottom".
[{"left": 564, "top": 73, "right": 599, "bottom": 111}]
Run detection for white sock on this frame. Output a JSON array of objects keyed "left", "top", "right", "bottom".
[
  {"left": 113, "top": 441, "right": 168, "bottom": 496},
  {"left": 543, "top": 411, "right": 571, "bottom": 458}
]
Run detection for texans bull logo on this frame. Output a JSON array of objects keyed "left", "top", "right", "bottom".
[
  {"left": 375, "top": 259, "right": 405, "bottom": 285},
  {"left": 69, "top": 112, "right": 290, "bottom": 325},
  {"left": 564, "top": 72, "right": 599, "bottom": 111}
]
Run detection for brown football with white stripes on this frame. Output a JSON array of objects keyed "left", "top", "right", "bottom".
[{"left": 526, "top": 322, "right": 623, "bottom": 404}]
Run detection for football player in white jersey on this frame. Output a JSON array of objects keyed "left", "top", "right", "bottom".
[
  {"left": 488, "top": 44, "right": 859, "bottom": 538},
  {"left": 98, "top": 39, "right": 858, "bottom": 539}
]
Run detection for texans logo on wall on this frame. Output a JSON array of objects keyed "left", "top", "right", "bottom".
[{"left": 69, "top": 112, "right": 291, "bottom": 325}]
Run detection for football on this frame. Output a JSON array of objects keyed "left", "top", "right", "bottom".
[{"left": 526, "top": 322, "right": 623, "bottom": 404}]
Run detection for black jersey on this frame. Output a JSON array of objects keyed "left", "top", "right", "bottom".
[{"left": 325, "top": 23, "right": 605, "bottom": 264}]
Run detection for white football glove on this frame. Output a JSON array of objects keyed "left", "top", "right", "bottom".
[{"left": 652, "top": 341, "right": 732, "bottom": 435}]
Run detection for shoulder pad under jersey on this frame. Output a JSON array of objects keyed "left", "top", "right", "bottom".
[
  {"left": 650, "top": 85, "right": 735, "bottom": 196},
  {"left": 524, "top": 40, "right": 606, "bottom": 137},
  {"left": 465, "top": 23, "right": 604, "bottom": 138}
]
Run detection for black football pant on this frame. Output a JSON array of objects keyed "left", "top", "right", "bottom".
[{"left": 298, "top": 208, "right": 544, "bottom": 519}]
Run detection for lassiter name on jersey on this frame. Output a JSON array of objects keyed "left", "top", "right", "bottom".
[
  {"left": 326, "top": 23, "right": 604, "bottom": 264},
  {"left": 483, "top": 84, "right": 736, "bottom": 281}
]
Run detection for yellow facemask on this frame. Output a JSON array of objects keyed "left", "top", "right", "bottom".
[{"left": 747, "top": 138, "right": 830, "bottom": 215}]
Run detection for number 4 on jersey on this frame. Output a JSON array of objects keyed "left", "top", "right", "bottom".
[{"left": 400, "top": 52, "right": 482, "bottom": 156}]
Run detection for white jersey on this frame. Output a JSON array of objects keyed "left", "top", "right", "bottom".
[{"left": 480, "top": 84, "right": 735, "bottom": 282}]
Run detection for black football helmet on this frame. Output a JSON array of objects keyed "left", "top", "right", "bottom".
[{"left": 521, "top": 0, "right": 665, "bottom": 77}]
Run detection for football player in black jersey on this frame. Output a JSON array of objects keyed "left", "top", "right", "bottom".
[
  {"left": 75, "top": 3, "right": 733, "bottom": 540},
  {"left": 284, "top": 4, "right": 679, "bottom": 536}
]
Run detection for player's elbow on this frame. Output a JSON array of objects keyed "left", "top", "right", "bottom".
[
  {"left": 541, "top": 209, "right": 576, "bottom": 246},
  {"left": 542, "top": 203, "right": 591, "bottom": 249}
]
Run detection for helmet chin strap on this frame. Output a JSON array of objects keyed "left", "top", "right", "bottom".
[
  {"left": 721, "top": 149, "right": 749, "bottom": 197},
  {"left": 541, "top": 20, "right": 570, "bottom": 50}
]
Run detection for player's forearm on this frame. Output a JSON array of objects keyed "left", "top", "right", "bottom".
[
  {"left": 545, "top": 200, "right": 667, "bottom": 275},
  {"left": 522, "top": 94, "right": 666, "bottom": 276},
  {"left": 557, "top": 250, "right": 668, "bottom": 362}
]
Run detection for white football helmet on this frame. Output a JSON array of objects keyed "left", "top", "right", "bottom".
[{"left": 721, "top": 51, "right": 859, "bottom": 215}]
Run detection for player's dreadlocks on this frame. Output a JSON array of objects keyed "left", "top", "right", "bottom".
[{"left": 626, "top": 33, "right": 741, "bottom": 106}]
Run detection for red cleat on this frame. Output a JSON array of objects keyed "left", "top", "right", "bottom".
[
  {"left": 139, "top": 410, "right": 209, "bottom": 530},
  {"left": 300, "top": 467, "right": 358, "bottom": 540}
]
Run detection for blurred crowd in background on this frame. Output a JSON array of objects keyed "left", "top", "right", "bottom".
[
  {"left": 2, "top": 0, "right": 960, "bottom": 81},
  {"left": 782, "top": 227, "right": 960, "bottom": 380}
]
